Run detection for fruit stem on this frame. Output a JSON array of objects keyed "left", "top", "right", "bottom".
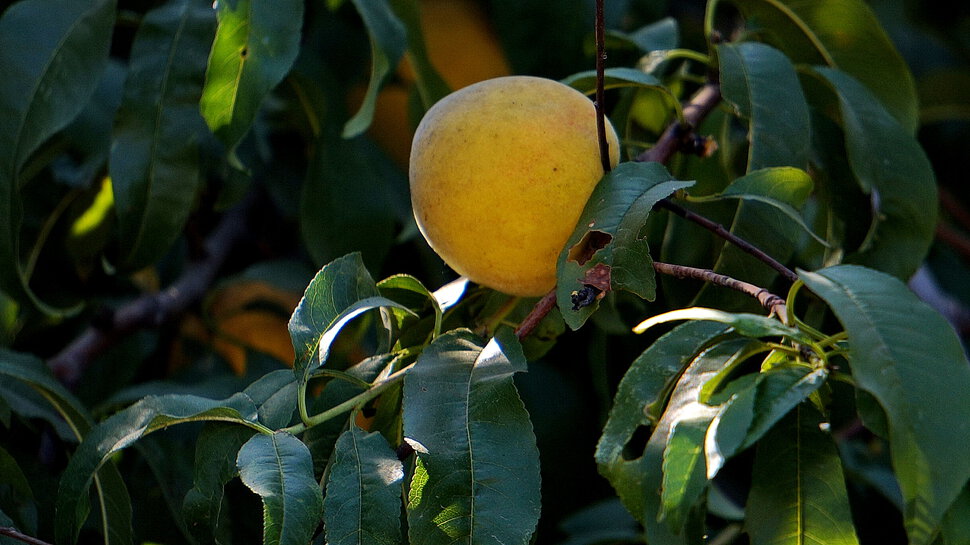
[{"left": 594, "top": 0, "right": 612, "bottom": 173}]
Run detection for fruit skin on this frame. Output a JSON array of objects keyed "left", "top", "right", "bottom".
[{"left": 409, "top": 76, "right": 620, "bottom": 296}]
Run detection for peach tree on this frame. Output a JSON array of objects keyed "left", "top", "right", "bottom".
[{"left": 0, "top": 0, "right": 969, "bottom": 544}]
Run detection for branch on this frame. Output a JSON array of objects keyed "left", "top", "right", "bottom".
[
  {"left": 0, "top": 527, "right": 53, "bottom": 545},
  {"left": 652, "top": 261, "right": 788, "bottom": 321},
  {"left": 48, "top": 194, "right": 253, "bottom": 386},
  {"left": 593, "top": 0, "right": 611, "bottom": 173}
]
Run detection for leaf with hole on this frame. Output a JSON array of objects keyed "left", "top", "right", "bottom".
[{"left": 556, "top": 161, "right": 693, "bottom": 330}]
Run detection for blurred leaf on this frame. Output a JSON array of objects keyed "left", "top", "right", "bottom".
[
  {"left": 718, "top": 42, "right": 811, "bottom": 171},
  {"left": 0, "top": 350, "right": 132, "bottom": 545},
  {"left": 634, "top": 307, "right": 811, "bottom": 343},
  {"left": 556, "top": 162, "right": 693, "bottom": 330},
  {"left": 200, "top": 0, "right": 303, "bottom": 152},
  {"left": 746, "top": 406, "right": 860, "bottom": 545},
  {"left": 55, "top": 393, "right": 268, "bottom": 544},
  {"left": 403, "top": 329, "right": 539, "bottom": 545},
  {"left": 801, "top": 265, "right": 970, "bottom": 545},
  {"left": 807, "top": 67, "right": 937, "bottom": 280},
  {"left": 939, "top": 486, "right": 970, "bottom": 545},
  {"left": 343, "top": 0, "right": 407, "bottom": 138},
  {"left": 689, "top": 167, "right": 827, "bottom": 247},
  {"left": 0, "top": 0, "right": 114, "bottom": 314},
  {"left": 0, "top": 445, "right": 36, "bottom": 534},
  {"left": 608, "top": 17, "right": 679, "bottom": 53},
  {"left": 727, "top": 0, "right": 919, "bottom": 132},
  {"left": 183, "top": 423, "right": 256, "bottom": 545},
  {"left": 301, "top": 135, "right": 404, "bottom": 271},
  {"left": 324, "top": 427, "right": 404, "bottom": 545},
  {"left": 557, "top": 498, "right": 641, "bottom": 545},
  {"left": 237, "top": 432, "right": 323, "bottom": 545},
  {"left": 388, "top": 0, "right": 450, "bottom": 109},
  {"left": 110, "top": 0, "right": 215, "bottom": 271},
  {"left": 595, "top": 321, "right": 729, "bottom": 539}
]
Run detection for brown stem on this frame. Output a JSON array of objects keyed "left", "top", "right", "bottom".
[
  {"left": 514, "top": 290, "right": 557, "bottom": 340},
  {"left": 0, "top": 527, "right": 53, "bottom": 545},
  {"left": 652, "top": 261, "right": 788, "bottom": 321},
  {"left": 594, "top": 0, "right": 611, "bottom": 173},
  {"left": 48, "top": 194, "right": 253, "bottom": 386}
]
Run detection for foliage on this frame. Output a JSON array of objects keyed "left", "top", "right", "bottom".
[{"left": 1, "top": 0, "right": 969, "bottom": 544}]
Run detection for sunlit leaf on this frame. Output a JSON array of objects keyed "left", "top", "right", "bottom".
[
  {"left": 746, "top": 406, "right": 860, "bottom": 545},
  {"left": 324, "top": 427, "right": 404, "bottom": 545},
  {"left": 801, "top": 265, "right": 970, "bottom": 545},
  {"left": 237, "top": 432, "right": 323, "bottom": 545},
  {"left": 403, "top": 329, "right": 539, "bottom": 545},
  {"left": 634, "top": 307, "right": 810, "bottom": 343},
  {"left": 200, "top": 0, "right": 303, "bottom": 151}
]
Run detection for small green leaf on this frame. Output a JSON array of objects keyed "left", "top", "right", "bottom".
[
  {"left": 563, "top": 68, "right": 682, "bottom": 122},
  {"left": 243, "top": 369, "right": 298, "bottom": 429},
  {"left": 237, "top": 432, "right": 324, "bottom": 545},
  {"left": 324, "top": 427, "right": 404, "bottom": 545},
  {"left": 378, "top": 274, "right": 444, "bottom": 339},
  {"left": 634, "top": 307, "right": 811, "bottom": 343},
  {"left": 727, "top": 0, "right": 918, "bottom": 132},
  {"left": 200, "top": 0, "right": 303, "bottom": 151},
  {"left": 807, "top": 67, "right": 937, "bottom": 280},
  {"left": 746, "top": 406, "right": 860, "bottom": 545},
  {"left": 689, "top": 167, "right": 827, "bottom": 247},
  {"left": 0, "top": 0, "right": 115, "bottom": 314},
  {"left": 556, "top": 162, "right": 694, "bottom": 330},
  {"left": 610, "top": 17, "right": 680, "bottom": 53},
  {"left": 801, "top": 265, "right": 970, "bottom": 545},
  {"left": 111, "top": 0, "right": 216, "bottom": 271},
  {"left": 403, "top": 329, "right": 539, "bottom": 545},
  {"left": 342, "top": 0, "right": 407, "bottom": 138},
  {"left": 717, "top": 42, "right": 810, "bottom": 171},
  {"left": 288, "top": 253, "right": 380, "bottom": 371}
]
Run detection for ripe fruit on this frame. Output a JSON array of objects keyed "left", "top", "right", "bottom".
[{"left": 409, "top": 76, "right": 620, "bottom": 296}]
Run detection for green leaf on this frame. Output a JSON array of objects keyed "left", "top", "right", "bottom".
[
  {"left": 800, "top": 265, "right": 970, "bottom": 545},
  {"left": 0, "top": 0, "right": 114, "bottom": 314},
  {"left": 288, "top": 253, "right": 380, "bottom": 372},
  {"left": 556, "top": 162, "right": 694, "bottom": 330},
  {"left": 634, "top": 307, "right": 811, "bottom": 343},
  {"left": 243, "top": 369, "right": 299, "bottom": 430},
  {"left": 806, "top": 67, "right": 937, "bottom": 280},
  {"left": 237, "top": 432, "right": 324, "bottom": 545},
  {"left": 596, "top": 322, "right": 729, "bottom": 507},
  {"left": 55, "top": 393, "right": 268, "bottom": 544},
  {"left": 110, "top": 0, "right": 216, "bottom": 271},
  {"left": 342, "top": 0, "right": 407, "bottom": 138},
  {"left": 746, "top": 406, "right": 860, "bottom": 545},
  {"left": 706, "top": 363, "right": 828, "bottom": 477},
  {"left": 939, "top": 486, "right": 970, "bottom": 545},
  {"left": 403, "top": 329, "right": 540, "bottom": 545},
  {"left": 660, "top": 412, "right": 718, "bottom": 531},
  {"left": 301, "top": 135, "right": 404, "bottom": 271},
  {"left": 199, "top": 0, "right": 303, "bottom": 151},
  {"left": 563, "top": 68, "right": 682, "bottom": 122},
  {"left": 0, "top": 350, "right": 132, "bottom": 545},
  {"left": 324, "top": 427, "right": 404, "bottom": 545},
  {"left": 183, "top": 423, "right": 257, "bottom": 545},
  {"left": 689, "top": 167, "right": 827, "bottom": 247},
  {"left": 610, "top": 17, "right": 680, "bottom": 53},
  {"left": 726, "top": 0, "right": 918, "bottom": 133},
  {"left": 717, "top": 42, "right": 810, "bottom": 171},
  {"left": 0, "top": 445, "right": 37, "bottom": 534},
  {"left": 386, "top": 0, "right": 450, "bottom": 110},
  {"left": 378, "top": 274, "right": 444, "bottom": 339}
]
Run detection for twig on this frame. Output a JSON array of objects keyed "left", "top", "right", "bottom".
[
  {"left": 593, "top": 0, "right": 611, "bottom": 173},
  {"left": 48, "top": 194, "right": 253, "bottom": 386},
  {"left": 514, "top": 290, "right": 557, "bottom": 340},
  {"left": 655, "top": 200, "right": 799, "bottom": 283},
  {"left": 0, "top": 527, "right": 53, "bottom": 545},
  {"left": 636, "top": 82, "right": 722, "bottom": 163},
  {"left": 652, "top": 261, "right": 788, "bottom": 320}
]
